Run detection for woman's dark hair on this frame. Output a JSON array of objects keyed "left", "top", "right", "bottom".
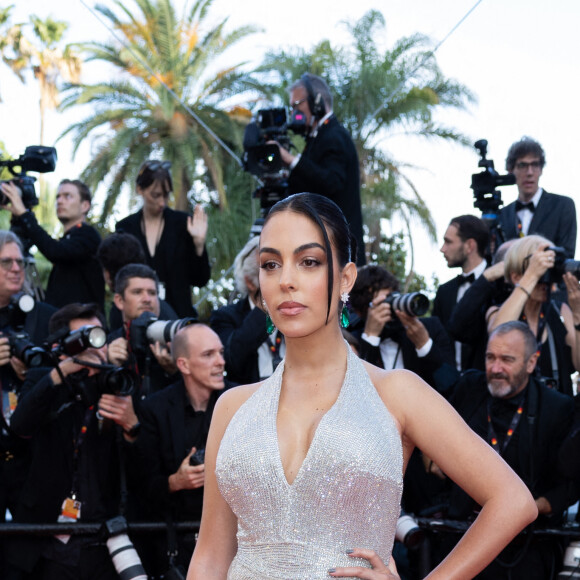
[
  {"left": 262, "top": 192, "right": 355, "bottom": 322},
  {"left": 350, "top": 265, "right": 400, "bottom": 318},
  {"left": 135, "top": 160, "right": 172, "bottom": 196}
]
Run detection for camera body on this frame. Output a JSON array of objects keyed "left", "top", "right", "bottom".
[
  {"left": 0, "top": 146, "right": 57, "bottom": 209},
  {"left": 380, "top": 292, "right": 430, "bottom": 339},
  {"left": 540, "top": 246, "right": 580, "bottom": 285},
  {"left": 128, "top": 311, "right": 197, "bottom": 356},
  {"left": 189, "top": 448, "right": 205, "bottom": 466}
]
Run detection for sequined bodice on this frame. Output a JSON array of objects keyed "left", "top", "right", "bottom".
[{"left": 216, "top": 345, "right": 403, "bottom": 579}]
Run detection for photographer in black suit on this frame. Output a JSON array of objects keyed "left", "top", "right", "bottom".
[
  {"left": 7, "top": 303, "right": 130, "bottom": 579},
  {"left": 270, "top": 73, "right": 365, "bottom": 265},
  {"left": 349, "top": 264, "right": 455, "bottom": 395},
  {"left": 498, "top": 136, "right": 577, "bottom": 258}
]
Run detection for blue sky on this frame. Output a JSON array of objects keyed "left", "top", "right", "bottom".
[{"left": 2, "top": 0, "right": 579, "bottom": 281}]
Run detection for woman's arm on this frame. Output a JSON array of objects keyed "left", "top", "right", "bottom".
[
  {"left": 562, "top": 273, "right": 580, "bottom": 371},
  {"left": 487, "top": 245, "right": 553, "bottom": 332},
  {"left": 187, "top": 385, "right": 256, "bottom": 579},
  {"left": 376, "top": 368, "right": 538, "bottom": 580}
]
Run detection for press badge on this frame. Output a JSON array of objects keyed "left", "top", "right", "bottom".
[{"left": 59, "top": 497, "right": 81, "bottom": 521}]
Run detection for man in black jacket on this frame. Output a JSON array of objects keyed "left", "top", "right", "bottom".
[
  {"left": 271, "top": 73, "right": 365, "bottom": 265},
  {"left": 132, "top": 323, "right": 228, "bottom": 575},
  {"left": 498, "top": 136, "right": 577, "bottom": 258},
  {"left": 435, "top": 321, "right": 575, "bottom": 579},
  {"left": 1, "top": 179, "right": 105, "bottom": 310}
]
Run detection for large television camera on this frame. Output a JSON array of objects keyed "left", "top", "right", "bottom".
[
  {"left": 242, "top": 107, "right": 306, "bottom": 216},
  {"left": 0, "top": 145, "right": 57, "bottom": 209},
  {"left": 470, "top": 139, "right": 515, "bottom": 220}
]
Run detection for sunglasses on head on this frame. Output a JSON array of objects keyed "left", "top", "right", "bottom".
[{"left": 138, "top": 160, "right": 172, "bottom": 177}]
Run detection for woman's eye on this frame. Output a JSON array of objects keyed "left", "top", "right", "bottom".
[
  {"left": 302, "top": 258, "right": 320, "bottom": 267},
  {"left": 260, "top": 260, "right": 279, "bottom": 271}
]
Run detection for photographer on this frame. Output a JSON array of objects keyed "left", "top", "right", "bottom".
[
  {"left": 7, "top": 303, "right": 127, "bottom": 579},
  {"left": 0, "top": 230, "right": 55, "bottom": 549},
  {"left": 269, "top": 73, "right": 365, "bottom": 265},
  {"left": 1, "top": 179, "right": 105, "bottom": 310},
  {"left": 131, "top": 323, "right": 230, "bottom": 576},
  {"left": 349, "top": 264, "right": 455, "bottom": 395},
  {"left": 487, "top": 235, "right": 580, "bottom": 396}
]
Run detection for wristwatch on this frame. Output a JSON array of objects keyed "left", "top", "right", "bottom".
[{"left": 123, "top": 422, "right": 141, "bottom": 438}]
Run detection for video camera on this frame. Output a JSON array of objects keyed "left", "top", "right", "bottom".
[
  {"left": 470, "top": 139, "right": 515, "bottom": 220},
  {"left": 0, "top": 146, "right": 57, "bottom": 209},
  {"left": 127, "top": 311, "right": 197, "bottom": 356},
  {"left": 242, "top": 107, "right": 307, "bottom": 216}
]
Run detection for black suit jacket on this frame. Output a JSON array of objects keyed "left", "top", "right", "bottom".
[
  {"left": 12, "top": 211, "right": 105, "bottom": 309},
  {"left": 134, "top": 379, "right": 227, "bottom": 521},
  {"left": 433, "top": 275, "right": 486, "bottom": 371},
  {"left": 354, "top": 316, "right": 456, "bottom": 396},
  {"left": 449, "top": 371, "right": 574, "bottom": 520},
  {"left": 288, "top": 115, "right": 365, "bottom": 265},
  {"left": 210, "top": 297, "right": 269, "bottom": 385},
  {"left": 498, "top": 190, "right": 577, "bottom": 258},
  {"left": 116, "top": 207, "right": 211, "bottom": 317}
]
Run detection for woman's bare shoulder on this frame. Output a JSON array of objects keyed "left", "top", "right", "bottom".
[{"left": 215, "top": 381, "right": 263, "bottom": 418}]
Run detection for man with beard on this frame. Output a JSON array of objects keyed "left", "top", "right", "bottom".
[
  {"left": 434, "top": 321, "right": 575, "bottom": 579},
  {"left": 433, "top": 214, "right": 489, "bottom": 371}
]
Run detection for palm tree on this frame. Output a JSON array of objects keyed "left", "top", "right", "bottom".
[
  {"left": 0, "top": 8, "right": 81, "bottom": 144},
  {"left": 59, "top": 0, "right": 261, "bottom": 219},
  {"left": 256, "top": 10, "right": 476, "bottom": 265}
]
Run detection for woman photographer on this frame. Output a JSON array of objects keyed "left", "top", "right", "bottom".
[
  {"left": 115, "top": 160, "right": 211, "bottom": 318},
  {"left": 487, "top": 235, "right": 580, "bottom": 396}
]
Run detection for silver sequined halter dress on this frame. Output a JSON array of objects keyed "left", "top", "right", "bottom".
[{"left": 216, "top": 345, "right": 403, "bottom": 579}]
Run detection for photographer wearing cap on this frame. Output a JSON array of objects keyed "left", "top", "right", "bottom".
[
  {"left": 349, "top": 264, "right": 455, "bottom": 395},
  {"left": 1, "top": 179, "right": 105, "bottom": 310},
  {"left": 269, "top": 73, "right": 365, "bottom": 265},
  {"left": 7, "top": 303, "right": 131, "bottom": 579},
  {"left": 498, "top": 136, "right": 577, "bottom": 258}
]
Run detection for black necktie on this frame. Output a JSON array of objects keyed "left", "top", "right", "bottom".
[
  {"left": 515, "top": 200, "right": 535, "bottom": 213},
  {"left": 456, "top": 273, "right": 475, "bottom": 286}
]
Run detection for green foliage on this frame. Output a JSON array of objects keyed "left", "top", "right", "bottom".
[{"left": 59, "top": 0, "right": 263, "bottom": 218}]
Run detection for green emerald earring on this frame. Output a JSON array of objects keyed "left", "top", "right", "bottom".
[
  {"left": 266, "top": 314, "right": 275, "bottom": 335},
  {"left": 263, "top": 299, "right": 275, "bottom": 335},
  {"left": 340, "top": 291, "right": 350, "bottom": 329}
]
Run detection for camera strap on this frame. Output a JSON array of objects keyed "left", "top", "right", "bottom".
[{"left": 70, "top": 404, "right": 95, "bottom": 499}]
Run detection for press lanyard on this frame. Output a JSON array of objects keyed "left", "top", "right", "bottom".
[{"left": 487, "top": 397, "right": 524, "bottom": 456}]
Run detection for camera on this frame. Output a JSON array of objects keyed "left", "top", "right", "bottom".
[
  {"left": 102, "top": 516, "right": 147, "bottom": 580},
  {"left": 559, "top": 540, "right": 580, "bottom": 578},
  {"left": 9, "top": 330, "right": 53, "bottom": 368},
  {"left": 470, "top": 139, "right": 515, "bottom": 220},
  {"left": 384, "top": 292, "right": 430, "bottom": 317},
  {"left": 128, "top": 311, "right": 197, "bottom": 356},
  {"left": 49, "top": 324, "right": 107, "bottom": 358},
  {"left": 0, "top": 145, "right": 57, "bottom": 209},
  {"left": 72, "top": 365, "right": 137, "bottom": 407},
  {"left": 189, "top": 448, "right": 205, "bottom": 466},
  {"left": 395, "top": 513, "right": 424, "bottom": 549},
  {"left": 242, "top": 107, "right": 306, "bottom": 216},
  {"left": 540, "top": 246, "right": 580, "bottom": 285}
]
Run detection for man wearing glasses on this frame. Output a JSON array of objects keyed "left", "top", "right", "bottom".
[
  {"left": 498, "top": 136, "right": 577, "bottom": 258},
  {"left": 0, "top": 178, "right": 105, "bottom": 308}
]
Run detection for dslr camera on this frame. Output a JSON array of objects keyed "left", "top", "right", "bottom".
[
  {"left": 127, "top": 311, "right": 197, "bottom": 356},
  {"left": 102, "top": 516, "right": 147, "bottom": 580},
  {"left": 381, "top": 292, "right": 430, "bottom": 339},
  {"left": 540, "top": 246, "right": 580, "bottom": 285},
  {"left": 0, "top": 145, "right": 57, "bottom": 209}
]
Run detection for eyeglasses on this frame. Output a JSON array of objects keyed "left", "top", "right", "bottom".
[
  {"left": 515, "top": 161, "right": 542, "bottom": 171},
  {"left": 0, "top": 258, "right": 25, "bottom": 271},
  {"left": 290, "top": 98, "right": 307, "bottom": 111}
]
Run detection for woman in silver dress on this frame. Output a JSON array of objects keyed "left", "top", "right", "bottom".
[{"left": 188, "top": 193, "right": 537, "bottom": 579}]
